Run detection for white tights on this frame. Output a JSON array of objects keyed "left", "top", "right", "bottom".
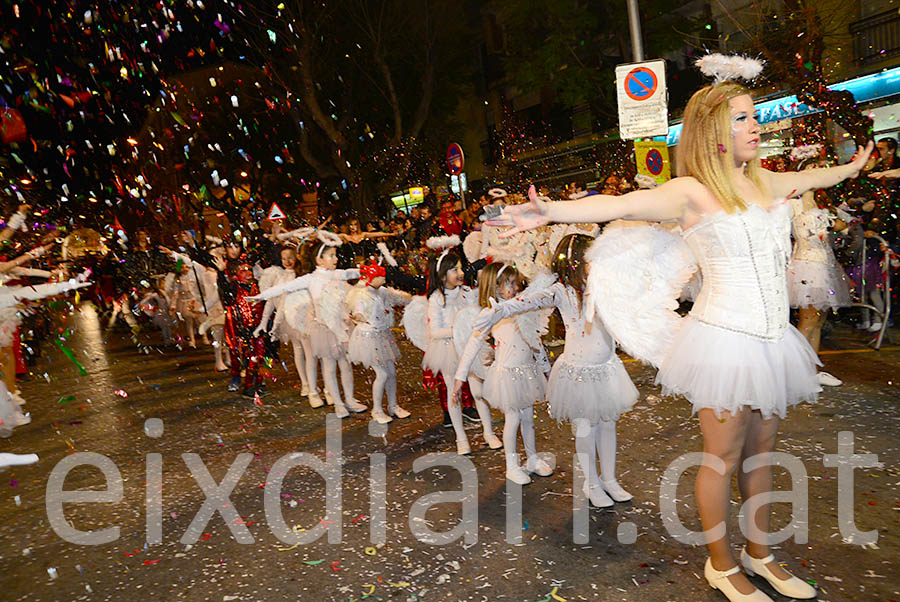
[
  {"left": 371, "top": 361, "right": 398, "bottom": 414},
  {"left": 445, "top": 375, "right": 495, "bottom": 444},
  {"left": 322, "top": 354, "right": 354, "bottom": 409},
  {"left": 503, "top": 406, "right": 537, "bottom": 469},
  {"left": 211, "top": 325, "right": 229, "bottom": 370},
  {"left": 291, "top": 340, "right": 310, "bottom": 391},
  {"left": 572, "top": 419, "right": 618, "bottom": 487}
]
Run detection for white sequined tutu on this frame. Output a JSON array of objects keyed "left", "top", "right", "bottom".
[
  {"left": 482, "top": 364, "right": 546, "bottom": 412},
  {"left": 348, "top": 326, "right": 400, "bottom": 369},
  {"left": 548, "top": 354, "right": 639, "bottom": 424}
]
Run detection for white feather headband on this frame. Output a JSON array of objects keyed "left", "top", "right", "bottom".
[
  {"left": 426, "top": 234, "right": 461, "bottom": 273},
  {"left": 488, "top": 188, "right": 508, "bottom": 199},
  {"left": 695, "top": 53, "right": 764, "bottom": 84},
  {"left": 316, "top": 229, "right": 342, "bottom": 259},
  {"left": 790, "top": 143, "right": 822, "bottom": 163},
  {"left": 425, "top": 234, "right": 461, "bottom": 251}
]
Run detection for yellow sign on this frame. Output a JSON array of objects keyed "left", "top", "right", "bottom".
[
  {"left": 409, "top": 187, "right": 424, "bottom": 199},
  {"left": 634, "top": 140, "right": 671, "bottom": 184}
]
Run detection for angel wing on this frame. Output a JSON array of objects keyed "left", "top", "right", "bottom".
[
  {"left": 400, "top": 295, "right": 428, "bottom": 351},
  {"left": 257, "top": 265, "right": 285, "bottom": 292},
  {"left": 462, "top": 230, "right": 483, "bottom": 263},
  {"left": 585, "top": 223, "right": 698, "bottom": 367},
  {"left": 514, "top": 271, "right": 556, "bottom": 352},
  {"left": 279, "top": 290, "right": 314, "bottom": 336},
  {"left": 317, "top": 280, "right": 353, "bottom": 344}
]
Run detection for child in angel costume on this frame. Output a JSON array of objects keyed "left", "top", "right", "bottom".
[
  {"left": 0, "top": 271, "right": 92, "bottom": 436},
  {"left": 252, "top": 245, "right": 314, "bottom": 402},
  {"left": 162, "top": 240, "right": 230, "bottom": 373},
  {"left": 345, "top": 261, "right": 413, "bottom": 424},
  {"left": 489, "top": 54, "right": 873, "bottom": 602},
  {"left": 452, "top": 262, "right": 553, "bottom": 483},
  {"left": 465, "top": 234, "right": 638, "bottom": 503},
  {"left": 402, "top": 240, "right": 501, "bottom": 455},
  {"left": 785, "top": 146, "right": 852, "bottom": 387},
  {"left": 250, "top": 231, "right": 364, "bottom": 418}
]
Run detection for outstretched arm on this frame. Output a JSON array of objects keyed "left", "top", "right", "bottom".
[
  {"left": 489, "top": 181, "right": 695, "bottom": 236},
  {"left": 764, "top": 142, "right": 874, "bottom": 198},
  {"left": 249, "top": 273, "right": 313, "bottom": 301}
]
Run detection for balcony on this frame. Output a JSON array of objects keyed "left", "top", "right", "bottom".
[{"left": 851, "top": 9, "right": 900, "bottom": 66}]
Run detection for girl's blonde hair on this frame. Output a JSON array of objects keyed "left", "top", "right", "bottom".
[
  {"left": 678, "top": 82, "right": 767, "bottom": 213},
  {"left": 477, "top": 262, "right": 519, "bottom": 308}
]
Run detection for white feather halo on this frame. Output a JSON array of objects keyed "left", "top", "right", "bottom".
[
  {"left": 488, "top": 188, "right": 508, "bottom": 199},
  {"left": 695, "top": 53, "right": 764, "bottom": 84},
  {"left": 790, "top": 143, "right": 822, "bottom": 163},
  {"left": 425, "top": 234, "right": 461, "bottom": 250},
  {"left": 316, "top": 229, "right": 342, "bottom": 247}
]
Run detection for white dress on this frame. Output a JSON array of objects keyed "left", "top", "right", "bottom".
[
  {"left": 482, "top": 282, "right": 638, "bottom": 423},
  {"left": 588, "top": 201, "right": 820, "bottom": 419},
  {"left": 347, "top": 285, "right": 410, "bottom": 369},
  {"left": 455, "top": 306, "right": 548, "bottom": 413},
  {"left": 786, "top": 199, "right": 851, "bottom": 311},
  {"left": 423, "top": 287, "right": 477, "bottom": 381},
  {"left": 251, "top": 267, "right": 360, "bottom": 360}
]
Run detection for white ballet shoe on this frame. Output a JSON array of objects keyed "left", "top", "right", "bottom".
[
  {"left": 371, "top": 409, "right": 393, "bottom": 424},
  {"left": 600, "top": 479, "right": 632, "bottom": 502},
  {"left": 705, "top": 558, "right": 773, "bottom": 602},
  {"left": 525, "top": 455, "right": 553, "bottom": 477},
  {"left": 0, "top": 452, "right": 39, "bottom": 468},
  {"left": 333, "top": 404, "right": 350, "bottom": 419},
  {"left": 13, "top": 413, "right": 31, "bottom": 427},
  {"left": 10, "top": 392, "right": 26, "bottom": 406},
  {"left": 300, "top": 383, "right": 310, "bottom": 397},
  {"left": 389, "top": 405, "right": 411, "bottom": 419},
  {"left": 308, "top": 394, "right": 325, "bottom": 409},
  {"left": 345, "top": 398, "right": 367, "bottom": 413},
  {"left": 483, "top": 433, "right": 503, "bottom": 449},
  {"left": 506, "top": 465, "right": 531, "bottom": 485},
  {"left": 740, "top": 548, "right": 817, "bottom": 599},
  {"left": 323, "top": 392, "right": 335, "bottom": 406},
  {"left": 456, "top": 438, "right": 471, "bottom": 456},
  {"left": 582, "top": 483, "right": 614, "bottom": 508},
  {"left": 817, "top": 371, "right": 843, "bottom": 386}
]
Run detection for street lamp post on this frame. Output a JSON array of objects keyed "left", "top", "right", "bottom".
[{"left": 626, "top": 0, "right": 644, "bottom": 62}]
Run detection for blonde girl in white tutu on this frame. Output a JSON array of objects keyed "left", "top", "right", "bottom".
[
  {"left": 786, "top": 155, "right": 852, "bottom": 386},
  {"left": 345, "top": 264, "right": 412, "bottom": 424},
  {"left": 251, "top": 233, "right": 364, "bottom": 418},
  {"left": 491, "top": 55, "right": 874, "bottom": 602},
  {"left": 452, "top": 262, "right": 552, "bottom": 484},
  {"left": 470, "top": 234, "right": 639, "bottom": 503}
]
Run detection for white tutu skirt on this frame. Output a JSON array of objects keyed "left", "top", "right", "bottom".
[
  {"left": 787, "top": 259, "right": 851, "bottom": 311},
  {"left": 308, "top": 318, "right": 344, "bottom": 360},
  {"left": 349, "top": 327, "right": 400, "bottom": 370},
  {"left": 656, "top": 318, "right": 821, "bottom": 419},
  {"left": 423, "top": 338, "right": 458, "bottom": 381},
  {"left": 273, "top": 319, "right": 304, "bottom": 344},
  {"left": 548, "top": 355, "right": 639, "bottom": 424},
  {"left": 482, "top": 364, "right": 547, "bottom": 413}
]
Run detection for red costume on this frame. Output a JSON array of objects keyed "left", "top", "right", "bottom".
[{"left": 218, "top": 256, "right": 266, "bottom": 390}]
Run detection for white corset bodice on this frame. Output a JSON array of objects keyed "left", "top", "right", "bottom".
[{"left": 683, "top": 201, "right": 792, "bottom": 341}]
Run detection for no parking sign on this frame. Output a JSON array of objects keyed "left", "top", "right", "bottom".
[
  {"left": 616, "top": 59, "right": 668, "bottom": 140},
  {"left": 634, "top": 140, "right": 671, "bottom": 184}
]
